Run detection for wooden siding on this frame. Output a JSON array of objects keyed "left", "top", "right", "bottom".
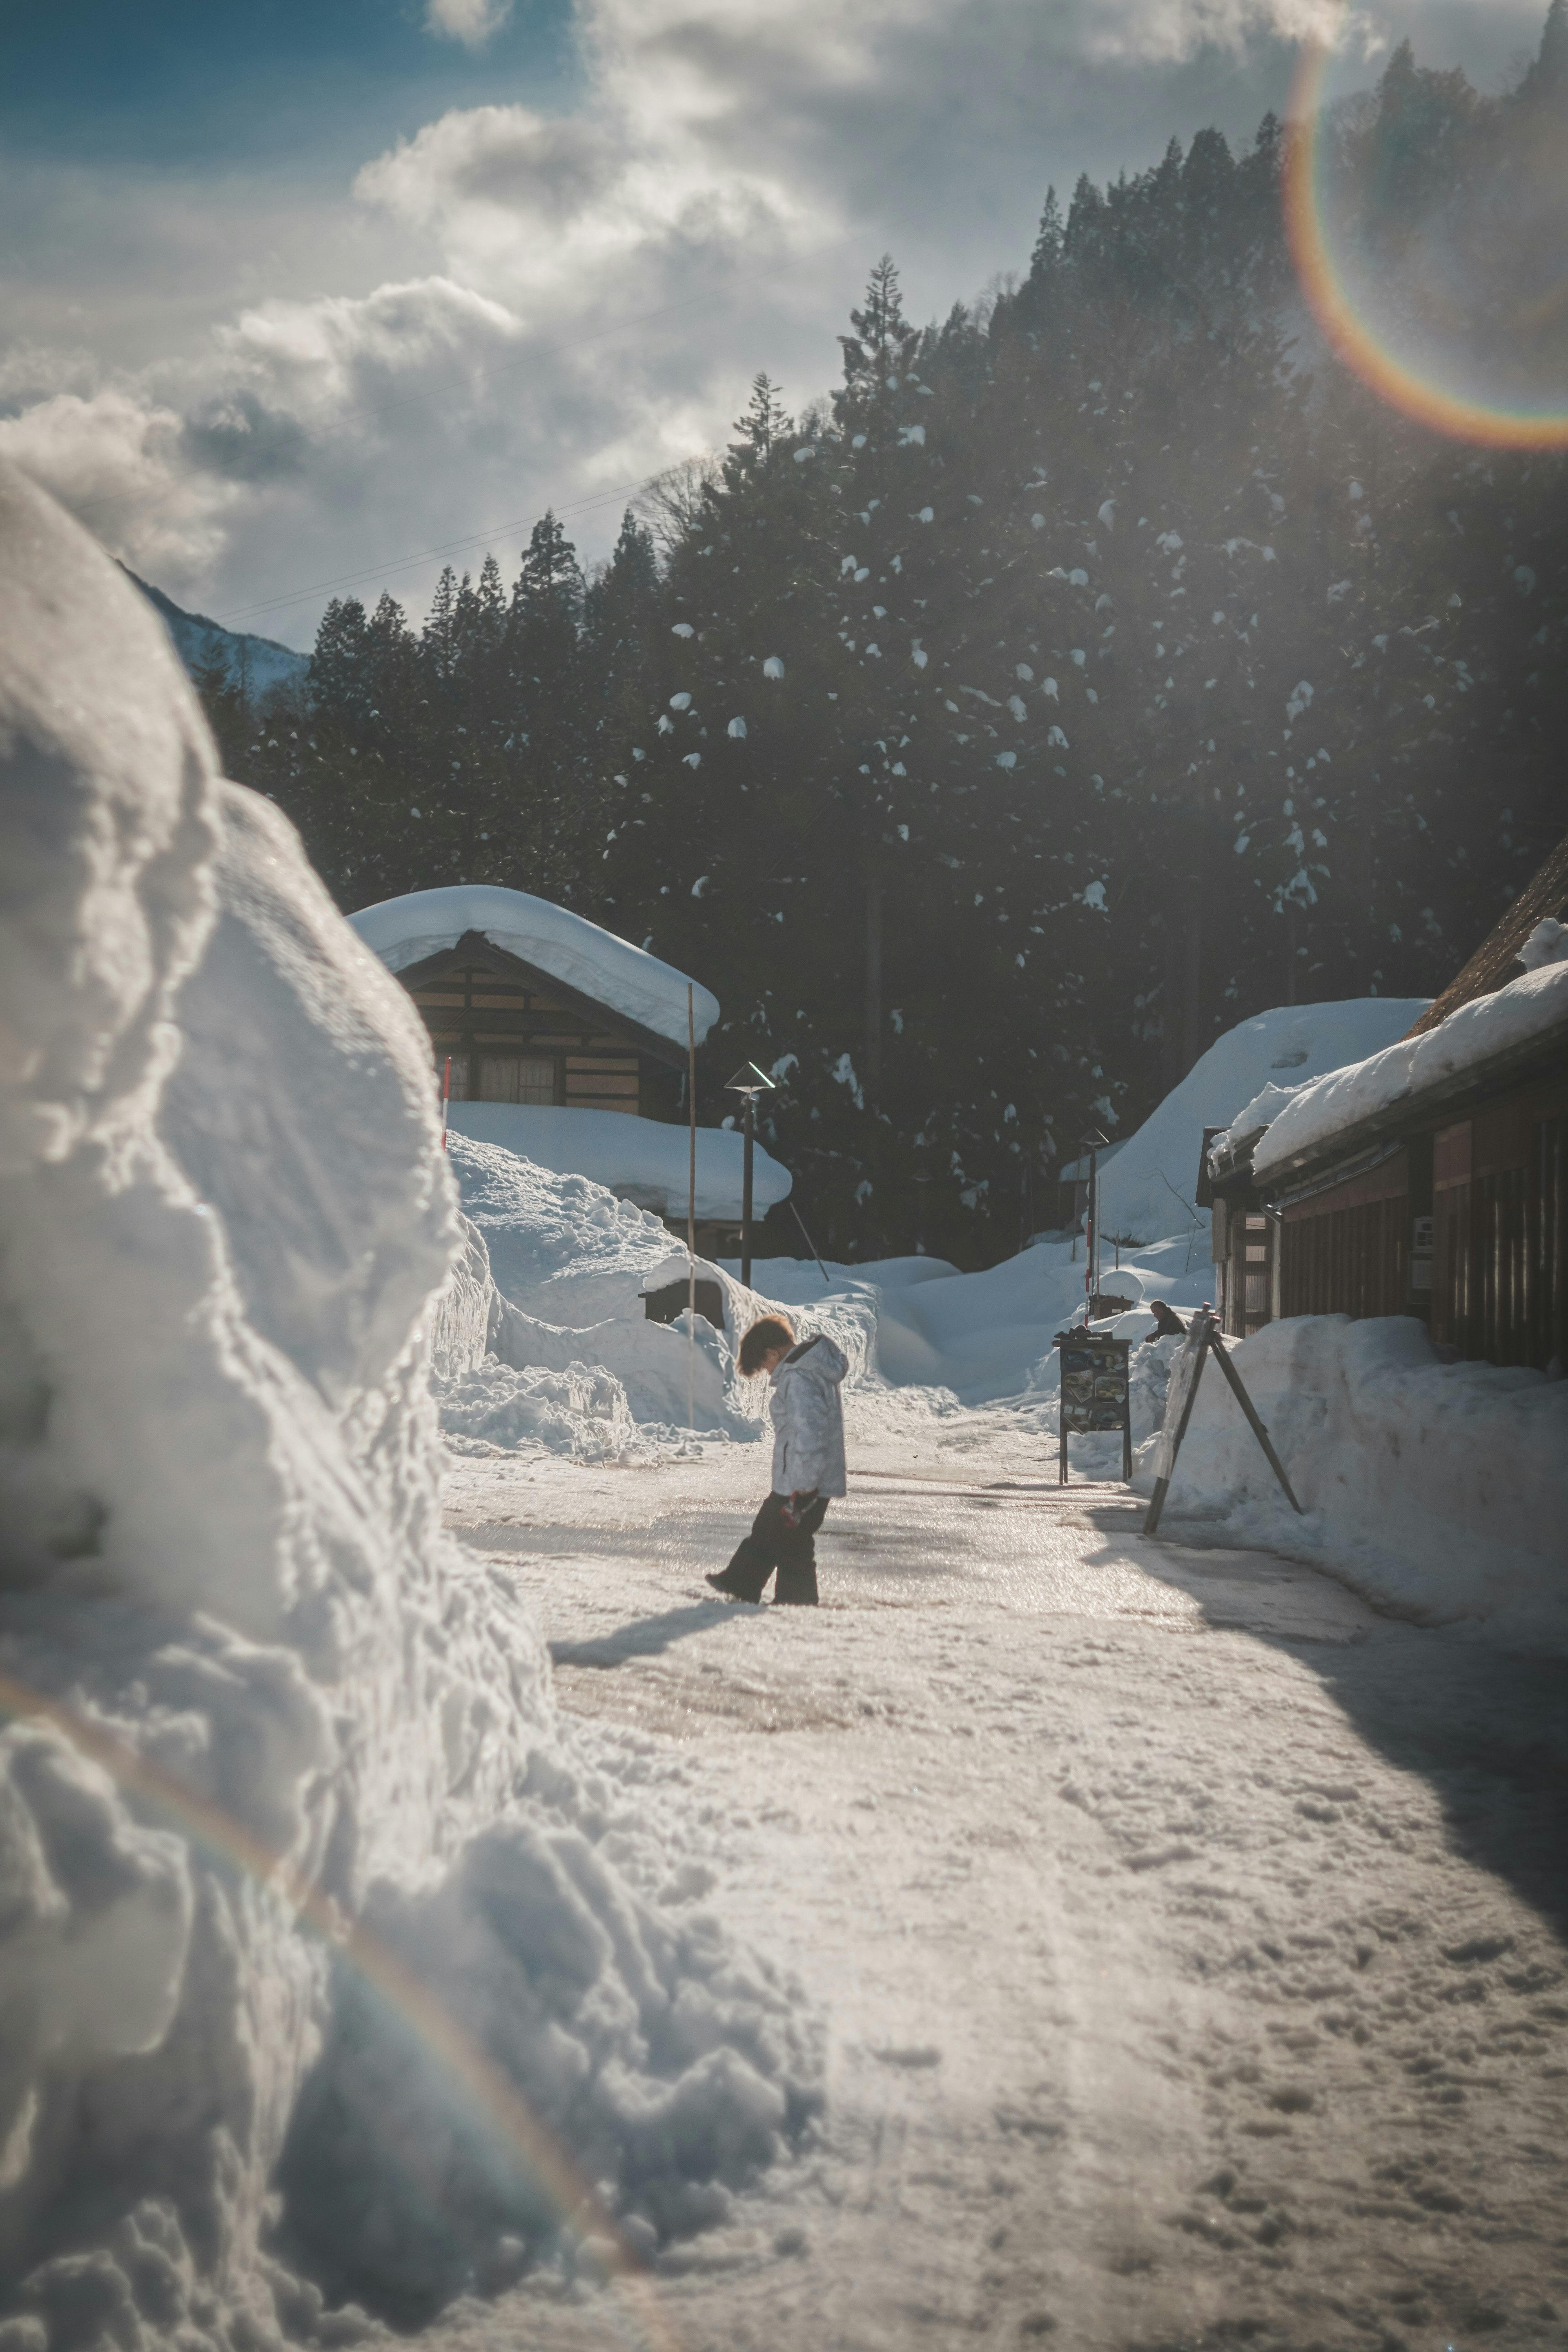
[
  {"left": 1432, "top": 1096, "right": 1568, "bottom": 1370},
  {"left": 1281, "top": 1148, "right": 1410, "bottom": 1323},
  {"left": 1277, "top": 1075, "right": 1568, "bottom": 1371},
  {"left": 411, "top": 966, "right": 651, "bottom": 1114}
]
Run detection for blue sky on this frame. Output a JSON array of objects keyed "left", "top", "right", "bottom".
[
  {"left": 0, "top": 0, "right": 1548, "bottom": 650},
  {"left": 2, "top": 0, "right": 579, "bottom": 167}
]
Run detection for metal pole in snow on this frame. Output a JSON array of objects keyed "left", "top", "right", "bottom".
[
  {"left": 1085, "top": 1141, "right": 1098, "bottom": 1314},
  {"left": 441, "top": 1056, "right": 451, "bottom": 1153},
  {"left": 687, "top": 984, "right": 697, "bottom": 1434},
  {"left": 741, "top": 1092, "right": 755, "bottom": 1289}
]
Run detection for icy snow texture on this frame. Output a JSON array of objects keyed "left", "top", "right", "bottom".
[
  {"left": 447, "top": 1098, "right": 791, "bottom": 1220},
  {"left": 0, "top": 468, "right": 814, "bottom": 2343},
  {"left": 1518, "top": 916, "right": 1567, "bottom": 971},
  {"left": 347, "top": 884, "right": 720, "bottom": 1049},
  {"left": 1132, "top": 1316, "right": 1568, "bottom": 1654},
  {"left": 1092, "top": 998, "right": 1428, "bottom": 1244},
  {"left": 1252, "top": 963, "right": 1568, "bottom": 1181}
]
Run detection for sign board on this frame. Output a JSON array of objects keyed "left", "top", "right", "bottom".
[{"left": 1054, "top": 1330, "right": 1131, "bottom": 1483}]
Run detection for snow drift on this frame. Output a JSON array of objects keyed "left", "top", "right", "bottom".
[
  {"left": 0, "top": 467, "right": 815, "bottom": 2345},
  {"left": 1132, "top": 1315, "right": 1568, "bottom": 1653}
]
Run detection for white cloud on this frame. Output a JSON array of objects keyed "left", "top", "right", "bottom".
[
  {"left": 0, "top": 0, "right": 1525, "bottom": 640},
  {"left": 423, "top": 0, "right": 515, "bottom": 49}
]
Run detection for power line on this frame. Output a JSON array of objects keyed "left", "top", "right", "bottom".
[{"left": 212, "top": 462, "right": 690, "bottom": 626}]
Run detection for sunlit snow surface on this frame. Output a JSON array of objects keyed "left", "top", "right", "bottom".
[{"left": 0, "top": 469, "right": 816, "bottom": 2342}]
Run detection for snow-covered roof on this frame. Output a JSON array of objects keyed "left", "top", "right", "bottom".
[
  {"left": 1252, "top": 961, "right": 1568, "bottom": 1184},
  {"left": 445, "top": 1102, "right": 790, "bottom": 1221},
  {"left": 347, "top": 884, "right": 719, "bottom": 1049},
  {"left": 1090, "top": 998, "right": 1427, "bottom": 1245}
]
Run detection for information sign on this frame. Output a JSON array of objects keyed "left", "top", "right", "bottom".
[{"left": 1053, "top": 1330, "right": 1132, "bottom": 1483}]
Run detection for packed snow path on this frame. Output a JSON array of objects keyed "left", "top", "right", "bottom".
[{"left": 435, "top": 1421, "right": 1568, "bottom": 2352}]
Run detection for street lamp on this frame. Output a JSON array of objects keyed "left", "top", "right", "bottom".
[
  {"left": 724, "top": 1062, "right": 777, "bottom": 1287},
  {"left": 1079, "top": 1127, "right": 1109, "bottom": 1317}
]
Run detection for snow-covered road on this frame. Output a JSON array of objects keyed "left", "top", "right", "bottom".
[{"left": 436, "top": 1416, "right": 1568, "bottom": 2352}]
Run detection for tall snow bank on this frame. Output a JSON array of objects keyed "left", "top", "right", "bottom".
[
  {"left": 0, "top": 468, "right": 815, "bottom": 2343},
  {"left": 1252, "top": 963, "right": 1568, "bottom": 1182},
  {"left": 348, "top": 884, "right": 719, "bottom": 1049},
  {"left": 1134, "top": 1315, "right": 1568, "bottom": 1652},
  {"left": 1094, "top": 998, "right": 1428, "bottom": 1245}
]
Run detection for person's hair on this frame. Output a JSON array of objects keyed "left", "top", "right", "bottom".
[{"left": 738, "top": 1314, "right": 795, "bottom": 1375}]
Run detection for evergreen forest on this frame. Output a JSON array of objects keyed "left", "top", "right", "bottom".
[{"left": 199, "top": 12, "right": 1568, "bottom": 1267}]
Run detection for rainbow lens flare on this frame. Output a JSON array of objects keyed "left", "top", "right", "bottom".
[
  {"left": 0, "top": 1668, "right": 681, "bottom": 2352},
  {"left": 1285, "top": 38, "right": 1568, "bottom": 450}
]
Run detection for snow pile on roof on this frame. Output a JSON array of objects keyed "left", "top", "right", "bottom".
[
  {"left": 1131, "top": 1315, "right": 1568, "bottom": 1653},
  {"left": 1252, "top": 962, "right": 1568, "bottom": 1181},
  {"left": 449, "top": 1098, "right": 790, "bottom": 1220},
  {"left": 348, "top": 882, "right": 720, "bottom": 1047},
  {"left": 1205, "top": 1078, "right": 1309, "bottom": 1167},
  {"left": 1518, "top": 915, "right": 1567, "bottom": 971},
  {"left": 1091, "top": 998, "right": 1428, "bottom": 1244},
  {"left": 0, "top": 470, "right": 816, "bottom": 2339}
]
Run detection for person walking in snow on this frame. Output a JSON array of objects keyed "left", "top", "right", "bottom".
[{"left": 706, "top": 1315, "right": 848, "bottom": 1607}]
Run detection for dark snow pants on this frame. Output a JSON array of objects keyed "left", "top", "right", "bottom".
[{"left": 710, "top": 1491, "right": 829, "bottom": 1605}]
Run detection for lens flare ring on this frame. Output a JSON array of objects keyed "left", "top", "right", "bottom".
[
  {"left": 1285, "top": 38, "right": 1568, "bottom": 450},
  {"left": 0, "top": 1668, "right": 682, "bottom": 2352}
]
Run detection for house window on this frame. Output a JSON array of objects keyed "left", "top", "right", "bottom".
[{"left": 477, "top": 1054, "right": 557, "bottom": 1105}]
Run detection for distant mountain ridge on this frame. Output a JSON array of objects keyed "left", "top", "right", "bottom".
[{"left": 125, "top": 568, "right": 309, "bottom": 702}]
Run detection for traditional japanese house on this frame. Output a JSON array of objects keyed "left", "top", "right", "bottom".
[
  {"left": 349, "top": 884, "right": 712, "bottom": 1117},
  {"left": 346, "top": 885, "right": 790, "bottom": 1255},
  {"left": 1207, "top": 831, "right": 1568, "bottom": 1370}
]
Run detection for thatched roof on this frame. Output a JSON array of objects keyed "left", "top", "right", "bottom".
[{"left": 1403, "top": 825, "right": 1568, "bottom": 1039}]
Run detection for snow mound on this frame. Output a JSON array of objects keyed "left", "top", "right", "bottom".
[
  {"left": 347, "top": 884, "right": 720, "bottom": 1049},
  {"left": 1252, "top": 963, "right": 1568, "bottom": 1182},
  {"left": 448, "top": 1099, "right": 791, "bottom": 1221},
  {"left": 0, "top": 468, "right": 816, "bottom": 2344},
  {"left": 450, "top": 1132, "right": 686, "bottom": 1327},
  {"left": 437, "top": 1357, "right": 644, "bottom": 1458},
  {"left": 1094, "top": 998, "right": 1429, "bottom": 1244},
  {"left": 1132, "top": 1315, "right": 1568, "bottom": 1653}
]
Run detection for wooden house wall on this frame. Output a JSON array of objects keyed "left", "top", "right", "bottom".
[
  {"left": 1274, "top": 1068, "right": 1568, "bottom": 1371},
  {"left": 1280, "top": 1150, "right": 1409, "bottom": 1325},
  {"left": 1430, "top": 1076, "right": 1568, "bottom": 1371},
  {"left": 409, "top": 966, "right": 663, "bottom": 1116}
]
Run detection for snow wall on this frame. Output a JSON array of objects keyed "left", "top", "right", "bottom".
[
  {"left": 0, "top": 467, "right": 817, "bottom": 2345},
  {"left": 1133, "top": 1316, "right": 1568, "bottom": 1654}
]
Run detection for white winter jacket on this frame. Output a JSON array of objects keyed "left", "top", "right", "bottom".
[{"left": 768, "top": 1333, "right": 849, "bottom": 1499}]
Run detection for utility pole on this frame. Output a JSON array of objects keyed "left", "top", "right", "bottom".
[{"left": 724, "top": 1062, "right": 777, "bottom": 1288}]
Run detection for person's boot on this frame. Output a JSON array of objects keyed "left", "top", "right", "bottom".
[
  {"left": 772, "top": 1555, "right": 819, "bottom": 1606},
  {"left": 706, "top": 1539, "right": 772, "bottom": 1603}
]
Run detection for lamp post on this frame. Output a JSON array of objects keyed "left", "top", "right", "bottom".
[
  {"left": 724, "top": 1062, "right": 777, "bottom": 1287},
  {"left": 1079, "top": 1127, "right": 1109, "bottom": 1318}
]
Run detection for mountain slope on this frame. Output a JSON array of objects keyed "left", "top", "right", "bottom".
[{"left": 125, "top": 568, "right": 308, "bottom": 701}]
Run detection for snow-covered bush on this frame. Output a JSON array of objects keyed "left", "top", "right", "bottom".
[{"left": 0, "top": 467, "right": 816, "bottom": 2346}]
